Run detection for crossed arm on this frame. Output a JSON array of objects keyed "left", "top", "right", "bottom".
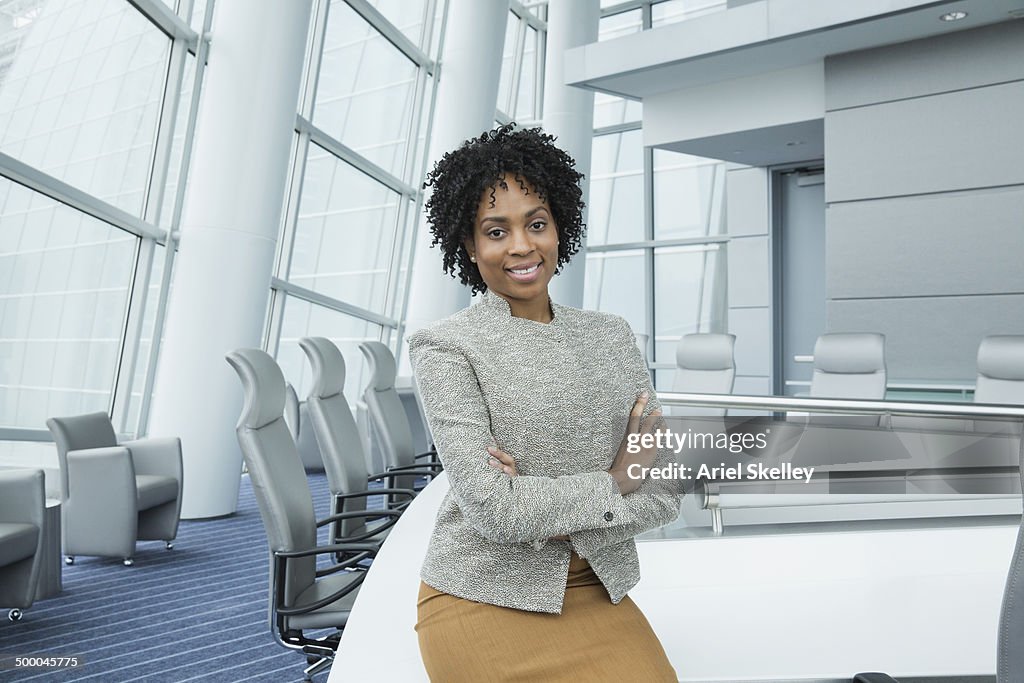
[{"left": 408, "top": 317, "right": 681, "bottom": 554}]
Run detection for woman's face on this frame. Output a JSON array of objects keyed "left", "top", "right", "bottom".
[{"left": 465, "top": 175, "right": 559, "bottom": 313}]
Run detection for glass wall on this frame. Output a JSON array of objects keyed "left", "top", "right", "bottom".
[
  {"left": 267, "top": 0, "right": 444, "bottom": 404},
  {"left": 0, "top": 0, "right": 210, "bottom": 469},
  {"left": 585, "top": 0, "right": 728, "bottom": 391}
]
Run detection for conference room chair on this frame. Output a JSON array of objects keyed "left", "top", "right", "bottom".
[
  {"left": 0, "top": 469, "right": 45, "bottom": 622},
  {"left": 809, "top": 332, "right": 887, "bottom": 400},
  {"left": 45, "top": 412, "right": 182, "bottom": 566},
  {"left": 299, "top": 336, "right": 422, "bottom": 542},
  {"left": 668, "top": 333, "right": 736, "bottom": 417},
  {"left": 284, "top": 383, "right": 326, "bottom": 471},
  {"left": 974, "top": 335, "right": 1024, "bottom": 435},
  {"left": 226, "top": 348, "right": 396, "bottom": 681},
  {"left": 358, "top": 341, "right": 443, "bottom": 493}
]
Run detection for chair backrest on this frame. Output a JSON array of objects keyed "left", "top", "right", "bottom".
[
  {"left": 810, "top": 333, "right": 887, "bottom": 400},
  {"left": 671, "top": 334, "right": 736, "bottom": 417},
  {"left": 359, "top": 341, "right": 415, "bottom": 470},
  {"left": 975, "top": 336, "right": 1024, "bottom": 405},
  {"left": 46, "top": 412, "right": 118, "bottom": 501},
  {"left": 634, "top": 333, "right": 649, "bottom": 363},
  {"left": 283, "top": 383, "right": 300, "bottom": 440},
  {"left": 225, "top": 348, "right": 317, "bottom": 607}
]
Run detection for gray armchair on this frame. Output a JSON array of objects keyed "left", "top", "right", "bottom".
[
  {"left": 299, "top": 337, "right": 421, "bottom": 541},
  {"left": 45, "top": 412, "right": 181, "bottom": 566},
  {"left": 0, "top": 469, "right": 46, "bottom": 621},
  {"left": 669, "top": 333, "right": 736, "bottom": 417},
  {"left": 226, "top": 348, "right": 398, "bottom": 681}
]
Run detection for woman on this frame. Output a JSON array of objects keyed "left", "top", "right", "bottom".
[{"left": 408, "top": 124, "right": 681, "bottom": 682}]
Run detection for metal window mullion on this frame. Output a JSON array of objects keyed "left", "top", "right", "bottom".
[
  {"left": 0, "top": 153, "right": 163, "bottom": 242},
  {"left": 112, "top": 34, "right": 190, "bottom": 433},
  {"left": 128, "top": 0, "right": 200, "bottom": 46},
  {"left": 586, "top": 235, "right": 730, "bottom": 252},
  {"left": 533, "top": 21, "right": 546, "bottom": 121},
  {"left": 107, "top": 237, "right": 144, "bottom": 421},
  {"left": 136, "top": 4, "right": 215, "bottom": 436},
  {"left": 345, "top": 0, "right": 435, "bottom": 73},
  {"left": 299, "top": 116, "right": 416, "bottom": 196},
  {"left": 506, "top": 12, "right": 526, "bottom": 117},
  {"left": 641, "top": 0, "right": 653, "bottom": 29},
  {"left": 271, "top": 278, "right": 398, "bottom": 329},
  {"left": 593, "top": 121, "right": 642, "bottom": 137},
  {"left": 299, "top": 0, "right": 332, "bottom": 120},
  {"left": 394, "top": 0, "right": 446, "bottom": 363},
  {"left": 643, "top": 144, "right": 654, "bottom": 368},
  {"left": 509, "top": 0, "right": 547, "bottom": 30}
]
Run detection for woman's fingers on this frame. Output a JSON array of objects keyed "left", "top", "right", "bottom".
[
  {"left": 486, "top": 446, "right": 517, "bottom": 475},
  {"left": 627, "top": 391, "right": 649, "bottom": 434}
]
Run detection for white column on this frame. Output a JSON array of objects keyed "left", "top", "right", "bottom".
[
  {"left": 401, "top": 0, "right": 510, "bottom": 364},
  {"left": 148, "top": 0, "right": 312, "bottom": 519},
  {"left": 543, "top": 0, "right": 599, "bottom": 309}
]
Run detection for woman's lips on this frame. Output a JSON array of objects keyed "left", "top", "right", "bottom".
[{"left": 505, "top": 262, "right": 542, "bottom": 283}]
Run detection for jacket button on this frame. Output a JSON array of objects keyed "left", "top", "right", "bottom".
[{"left": 604, "top": 511, "right": 614, "bottom": 522}]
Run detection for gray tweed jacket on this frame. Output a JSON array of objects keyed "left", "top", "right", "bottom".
[{"left": 407, "top": 291, "right": 681, "bottom": 614}]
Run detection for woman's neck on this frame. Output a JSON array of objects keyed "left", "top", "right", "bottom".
[{"left": 497, "top": 292, "right": 554, "bottom": 324}]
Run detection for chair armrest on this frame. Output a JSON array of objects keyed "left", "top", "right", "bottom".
[
  {"left": 316, "top": 510, "right": 402, "bottom": 528},
  {"left": 414, "top": 449, "right": 438, "bottom": 461},
  {"left": 0, "top": 469, "right": 45, "bottom": 527},
  {"left": 66, "top": 447, "right": 135, "bottom": 501},
  {"left": 120, "top": 437, "right": 183, "bottom": 480},
  {"left": 384, "top": 464, "right": 442, "bottom": 474},
  {"left": 275, "top": 542, "right": 380, "bottom": 559},
  {"left": 337, "top": 488, "right": 416, "bottom": 501}
]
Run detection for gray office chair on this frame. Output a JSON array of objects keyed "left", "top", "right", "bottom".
[
  {"left": 975, "top": 336, "right": 1024, "bottom": 437},
  {"left": 284, "top": 383, "right": 326, "bottom": 471},
  {"left": 226, "top": 348, "right": 398, "bottom": 681},
  {"left": 669, "top": 333, "right": 736, "bottom": 417},
  {"left": 299, "top": 337, "right": 421, "bottom": 541},
  {"left": 810, "top": 333, "right": 887, "bottom": 400},
  {"left": 358, "top": 341, "right": 443, "bottom": 492},
  {"left": 0, "top": 469, "right": 45, "bottom": 621},
  {"left": 45, "top": 412, "right": 182, "bottom": 566}
]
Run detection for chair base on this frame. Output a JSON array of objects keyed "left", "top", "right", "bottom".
[{"left": 8, "top": 608, "right": 22, "bottom": 622}]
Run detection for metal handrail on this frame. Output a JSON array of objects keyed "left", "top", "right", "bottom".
[{"left": 657, "top": 392, "right": 1024, "bottom": 420}]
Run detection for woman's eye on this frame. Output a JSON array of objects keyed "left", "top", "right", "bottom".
[
  {"left": 487, "top": 229, "right": 504, "bottom": 239},
  {"left": 529, "top": 221, "right": 546, "bottom": 231}
]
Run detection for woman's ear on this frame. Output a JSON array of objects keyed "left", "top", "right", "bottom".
[{"left": 464, "top": 239, "right": 476, "bottom": 263}]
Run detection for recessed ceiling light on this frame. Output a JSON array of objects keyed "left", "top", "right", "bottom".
[{"left": 940, "top": 10, "right": 968, "bottom": 21}]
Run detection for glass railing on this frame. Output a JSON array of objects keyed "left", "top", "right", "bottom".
[{"left": 652, "top": 393, "right": 1024, "bottom": 534}]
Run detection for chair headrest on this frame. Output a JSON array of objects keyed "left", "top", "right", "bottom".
[
  {"left": 225, "top": 348, "right": 286, "bottom": 430},
  {"left": 814, "top": 333, "right": 886, "bottom": 374},
  {"left": 360, "top": 341, "right": 396, "bottom": 392},
  {"left": 676, "top": 334, "right": 736, "bottom": 371},
  {"left": 978, "top": 335, "right": 1024, "bottom": 381},
  {"left": 299, "top": 337, "right": 346, "bottom": 399}
]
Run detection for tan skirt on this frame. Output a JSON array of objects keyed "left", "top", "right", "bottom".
[{"left": 415, "top": 551, "right": 678, "bottom": 682}]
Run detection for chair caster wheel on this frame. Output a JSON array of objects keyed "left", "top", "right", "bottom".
[
  {"left": 8, "top": 609, "right": 22, "bottom": 622},
  {"left": 165, "top": 541, "right": 174, "bottom": 550},
  {"left": 65, "top": 556, "right": 74, "bottom": 565},
  {"left": 123, "top": 558, "right": 134, "bottom": 566}
]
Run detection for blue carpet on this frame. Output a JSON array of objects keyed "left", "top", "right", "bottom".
[{"left": 0, "top": 473, "right": 365, "bottom": 683}]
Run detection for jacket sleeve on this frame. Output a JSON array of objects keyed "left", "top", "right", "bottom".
[
  {"left": 408, "top": 326, "right": 645, "bottom": 544},
  {"left": 569, "top": 315, "right": 683, "bottom": 559}
]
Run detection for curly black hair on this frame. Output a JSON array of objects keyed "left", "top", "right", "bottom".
[{"left": 422, "top": 123, "right": 586, "bottom": 294}]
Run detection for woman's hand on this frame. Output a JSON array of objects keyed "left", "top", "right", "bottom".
[
  {"left": 486, "top": 446, "right": 517, "bottom": 476},
  {"left": 608, "top": 392, "right": 663, "bottom": 495}
]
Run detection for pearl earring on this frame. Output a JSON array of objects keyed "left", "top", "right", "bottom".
[{"left": 469, "top": 256, "right": 476, "bottom": 262}]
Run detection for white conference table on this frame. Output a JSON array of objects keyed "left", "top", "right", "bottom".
[{"left": 330, "top": 473, "right": 1017, "bottom": 682}]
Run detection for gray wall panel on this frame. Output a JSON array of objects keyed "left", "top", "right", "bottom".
[
  {"left": 729, "top": 306, "right": 771, "bottom": 376},
  {"left": 827, "top": 186, "right": 1024, "bottom": 299},
  {"left": 727, "top": 236, "right": 771, "bottom": 307},
  {"left": 726, "top": 166, "right": 769, "bottom": 236},
  {"left": 825, "top": 22, "right": 1024, "bottom": 111},
  {"left": 825, "top": 80, "right": 1024, "bottom": 202},
  {"left": 828, "top": 295, "right": 1024, "bottom": 380}
]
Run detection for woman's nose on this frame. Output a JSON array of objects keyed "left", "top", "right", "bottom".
[{"left": 507, "top": 227, "right": 533, "bottom": 255}]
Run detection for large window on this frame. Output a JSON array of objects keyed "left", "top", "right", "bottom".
[
  {"left": 0, "top": 0, "right": 211, "bottom": 463},
  {"left": 269, "top": 0, "right": 443, "bottom": 403},
  {"left": 586, "top": 0, "right": 729, "bottom": 391}
]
